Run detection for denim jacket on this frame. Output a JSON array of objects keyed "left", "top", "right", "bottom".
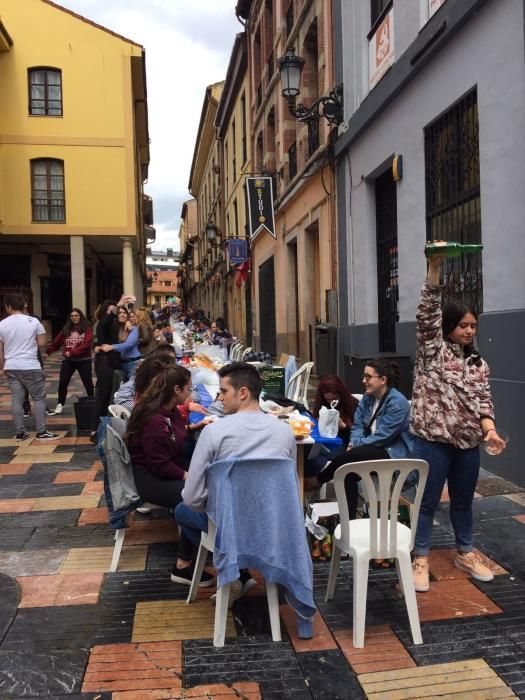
[{"left": 351, "top": 387, "right": 414, "bottom": 459}]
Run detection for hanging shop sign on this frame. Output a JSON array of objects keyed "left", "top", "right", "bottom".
[
  {"left": 226, "top": 238, "right": 249, "bottom": 265},
  {"left": 369, "top": 8, "right": 395, "bottom": 90},
  {"left": 246, "top": 176, "right": 276, "bottom": 239}
]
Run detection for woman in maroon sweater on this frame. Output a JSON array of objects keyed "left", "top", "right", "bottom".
[
  {"left": 125, "top": 364, "right": 192, "bottom": 508},
  {"left": 46, "top": 308, "right": 94, "bottom": 415}
]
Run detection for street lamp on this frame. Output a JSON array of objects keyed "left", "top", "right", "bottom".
[
  {"left": 206, "top": 223, "right": 219, "bottom": 243},
  {"left": 278, "top": 47, "right": 344, "bottom": 126}
]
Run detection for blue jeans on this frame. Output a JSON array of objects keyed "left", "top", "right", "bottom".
[
  {"left": 174, "top": 503, "right": 208, "bottom": 551},
  {"left": 413, "top": 436, "right": 480, "bottom": 556}
]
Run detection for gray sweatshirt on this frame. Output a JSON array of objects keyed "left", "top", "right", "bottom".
[{"left": 182, "top": 410, "right": 297, "bottom": 510}]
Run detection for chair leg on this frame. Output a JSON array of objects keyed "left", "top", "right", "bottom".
[
  {"left": 397, "top": 550, "right": 423, "bottom": 645},
  {"left": 352, "top": 554, "right": 369, "bottom": 648},
  {"left": 325, "top": 544, "right": 342, "bottom": 602},
  {"left": 394, "top": 558, "right": 404, "bottom": 597},
  {"left": 213, "top": 584, "right": 231, "bottom": 647},
  {"left": 266, "top": 582, "right": 282, "bottom": 642},
  {"left": 186, "top": 541, "right": 208, "bottom": 604},
  {"left": 110, "top": 529, "right": 126, "bottom": 573}
]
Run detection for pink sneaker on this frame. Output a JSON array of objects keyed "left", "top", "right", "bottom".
[
  {"left": 455, "top": 552, "right": 494, "bottom": 582},
  {"left": 412, "top": 558, "right": 429, "bottom": 592}
]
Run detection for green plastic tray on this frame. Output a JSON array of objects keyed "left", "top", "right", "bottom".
[{"left": 425, "top": 242, "right": 483, "bottom": 258}]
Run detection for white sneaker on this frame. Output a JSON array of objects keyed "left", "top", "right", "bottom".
[
  {"left": 210, "top": 579, "right": 243, "bottom": 607},
  {"left": 136, "top": 506, "right": 152, "bottom": 514},
  {"left": 53, "top": 404, "right": 63, "bottom": 415}
]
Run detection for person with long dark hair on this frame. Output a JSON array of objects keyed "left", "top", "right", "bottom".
[
  {"left": 304, "top": 375, "right": 359, "bottom": 477},
  {"left": 46, "top": 308, "right": 94, "bottom": 414},
  {"left": 305, "top": 359, "right": 413, "bottom": 520},
  {"left": 98, "top": 305, "right": 140, "bottom": 380},
  {"left": 411, "top": 253, "right": 506, "bottom": 592},
  {"left": 89, "top": 298, "right": 122, "bottom": 442}
]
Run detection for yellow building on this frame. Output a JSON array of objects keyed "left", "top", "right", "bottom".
[
  {"left": 215, "top": 33, "right": 251, "bottom": 342},
  {"left": 0, "top": 0, "right": 150, "bottom": 336}
]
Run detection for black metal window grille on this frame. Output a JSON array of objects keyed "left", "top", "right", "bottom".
[
  {"left": 28, "top": 68, "right": 62, "bottom": 116},
  {"left": 424, "top": 87, "right": 482, "bottom": 311},
  {"left": 31, "top": 158, "right": 65, "bottom": 222},
  {"left": 375, "top": 170, "right": 398, "bottom": 352},
  {"left": 307, "top": 120, "right": 319, "bottom": 158},
  {"left": 231, "top": 118, "right": 237, "bottom": 181},
  {"left": 288, "top": 141, "right": 297, "bottom": 180}
]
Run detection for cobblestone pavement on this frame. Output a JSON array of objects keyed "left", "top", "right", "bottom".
[{"left": 1, "top": 356, "right": 525, "bottom": 698}]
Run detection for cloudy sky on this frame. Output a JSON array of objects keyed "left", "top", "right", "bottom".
[{"left": 57, "top": 0, "right": 242, "bottom": 250}]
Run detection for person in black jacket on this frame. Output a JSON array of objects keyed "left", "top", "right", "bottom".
[{"left": 89, "top": 298, "right": 123, "bottom": 441}]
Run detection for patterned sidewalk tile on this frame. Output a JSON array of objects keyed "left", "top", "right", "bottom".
[
  {"left": 10, "top": 452, "right": 73, "bottom": 464},
  {"left": 357, "top": 658, "right": 516, "bottom": 698},
  {"left": 17, "top": 573, "right": 103, "bottom": 607},
  {"left": 429, "top": 548, "right": 508, "bottom": 581},
  {"left": 0, "top": 463, "right": 33, "bottom": 475},
  {"left": 14, "top": 445, "right": 57, "bottom": 455},
  {"left": 335, "top": 625, "right": 416, "bottom": 674},
  {"left": 416, "top": 579, "right": 502, "bottom": 621},
  {"left": 54, "top": 468, "right": 97, "bottom": 484},
  {"left": 78, "top": 507, "right": 109, "bottom": 525},
  {"left": 81, "top": 640, "right": 183, "bottom": 693},
  {"left": 279, "top": 605, "right": 337, "bottom": 652},
  {"left": 124, "top": 519, "right": 179, "bottom": 545},
  {"left": 0, "top": 549, "right": 68, "bottom": 577},
  {"left": 505, "top": 493, "right": 525, "bottom": 508},
  {"left": 0, "top": 498, "right": 37, "bottom": 512},
  {"left": 132, "top": 599, "right": 235, "bottom": 642},
  {"left": 60, "top": 545, "right": 148, "bottom": 573},
  {"left": 31, "top": 494, "right": 100, "bottom": 511},
  {"left": 111, "top": 682, "right": 262, "bottom": 699},
  {"left": 81, "top": 480, "right": 104, "bottom": 495}
]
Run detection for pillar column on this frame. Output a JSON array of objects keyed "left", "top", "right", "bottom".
[
  {"left": 121, "top": 237, "right": 135, "bottom": 297},
  {"left": 70, "top": 236, "right": 86, "bottom": 311}
]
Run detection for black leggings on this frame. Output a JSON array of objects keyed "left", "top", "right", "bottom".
[
  {"left": 316, "top": 445, "right": 389, "bottom": 519},
  {"left": 91, "top": 355, "right": 115, "bottom": 432},
  {"left": 58, "top": 358, "right": 94, "bottom": 405},
  {"left": 132, "top": 465, "right": 194, "bottom": 560},
  {"left": 132, "top": 465, "right": 185, "bottom": 508}
]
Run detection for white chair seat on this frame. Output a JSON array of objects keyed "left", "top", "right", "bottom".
[{"left": 333, "top": 519, "right": 412, "bottom": 554}]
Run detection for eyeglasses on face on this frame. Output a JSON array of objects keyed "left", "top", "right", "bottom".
[{"left": 362, "top": 373, "right": 381, "bottom": 381}]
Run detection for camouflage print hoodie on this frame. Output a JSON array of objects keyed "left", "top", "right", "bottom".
[{"left": 409, "top": 280, "right": 494, "bottom": 449}]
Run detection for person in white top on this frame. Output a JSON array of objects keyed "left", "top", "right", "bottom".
[{"left": 0, "top": 294, "right": 57, "bottom": 440}]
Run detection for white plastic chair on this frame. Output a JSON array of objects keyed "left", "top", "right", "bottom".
[
  {"left": 230, "top": 342, "right": 246, "bottom": 361},
  {"left": 186, "top": 518, "right": 281, "bottom": 647},
  {"left": 286, "top": 361, "right": 314, "bottom": 408},
  {"left": 325, "top": 458, "right": 429, "bottom": 648},
  {"left": 108, "top": 404, "right": 131, "bottom": 421},
  {"left": 240, "top": 346, "right": 253, "bottom": 360}
]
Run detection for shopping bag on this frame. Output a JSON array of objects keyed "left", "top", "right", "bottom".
[{"left": 318, "top": 401, "right": 339, "bottom": 438}]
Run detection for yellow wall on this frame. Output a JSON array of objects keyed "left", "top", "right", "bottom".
[{"left": 0, "top": 0, "right": 141, "bottom": 234}]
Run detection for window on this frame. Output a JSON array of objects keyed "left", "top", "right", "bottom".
[
  {"left": 225, "top": 140, "right": 229, "bottom": 195},
  {"left": 164, "top": 280, "right": 172, "bottom": 287},
  {"left": 28, "top": 68, "right": 62, "bottom": 116},
  {"left": 370, "top": 0, "right": 391, "bottom": 28},
  {"left": 241, "top": 93, "right": 247, "bottom": 165},
  {"left": 425, "top": 88, "right": 482, "bottom": 310},
  {"left": 31, "top": 158, "right": 65, "bottom": 222},
  {"left": 231, "top": 118, "right": 237, "bottom": 181}
]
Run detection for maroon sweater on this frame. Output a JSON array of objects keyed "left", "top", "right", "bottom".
[
  {"left": 47, "top": 327, "right": 93, "bottom": 360},
  {"left": 128, "top": 408, "right": 187, "bottom": 480}
]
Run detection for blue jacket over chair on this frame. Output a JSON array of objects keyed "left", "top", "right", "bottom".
[
  {"left": 351, "top": 388, "right": 414, "bottom": 459},
  {"left": 205, "top": 458, "right": 316, "bottom": 620}
]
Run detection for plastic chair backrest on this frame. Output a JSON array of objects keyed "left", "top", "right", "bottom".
[
  {"left": 240, "top": 347, "right": 253, "bottom": 360},
  {"left": 230, "top": 342, "right": 245, "bottom": 361},
  {"left": 332, "top": 459, "right": 428, "bottom": 558},
  {"left": 108, "top": 404, "right": 131, "bottom": 421},
  {"left": 286, "top": 362, "right": 314, "bottom": 405}
]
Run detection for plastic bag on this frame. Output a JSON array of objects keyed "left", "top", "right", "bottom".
[{"left": 318, "top": 400, "right": 340, "bottom": 438}]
